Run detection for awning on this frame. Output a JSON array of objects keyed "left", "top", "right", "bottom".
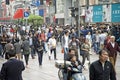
[{"left": 13, "top": 8, "right": 24, "bottom": 19}]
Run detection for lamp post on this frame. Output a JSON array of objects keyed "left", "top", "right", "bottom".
[{"left": 75, "top": 0, "right": 80, "bottom": 37}]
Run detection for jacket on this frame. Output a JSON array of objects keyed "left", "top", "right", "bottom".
[
  {"left": 106, "top": 42, "right": 120, "bottom": 57},
  {"left": 89, "top": 60, "right": 116, "bottom": 80},
  {"left": 0, "top": 58, "right": 25, "bottom": 80}
]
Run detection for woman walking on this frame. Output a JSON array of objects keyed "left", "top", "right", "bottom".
[
  {"left": 36, "top": 38, "right": 44, "bottom": 66},
  {"left": 81, "top": 38, "right": 90, "bottom": 67},
  {"left": 22, "top": 37, "right": 30, "bottom": 68}
]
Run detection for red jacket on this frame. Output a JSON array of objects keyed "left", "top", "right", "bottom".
[{"left": 106, "top": 42, "right": 120, "bottom": 57}]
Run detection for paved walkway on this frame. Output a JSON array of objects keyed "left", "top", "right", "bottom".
[{"left": 0, "top": 44, "right": 120, "bottom": 80}]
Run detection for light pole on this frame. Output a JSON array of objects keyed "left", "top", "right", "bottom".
[{"left": 75, "top": 0, "right": 80, "bottom": 37}]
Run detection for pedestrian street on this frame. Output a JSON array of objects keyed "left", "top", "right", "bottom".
[{"left": 0, "top": 44, "right": 120, "bottom": 80}]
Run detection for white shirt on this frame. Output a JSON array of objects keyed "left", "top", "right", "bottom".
[
  {"left": 96, "top": 34, "right": 100, "bottom": 42},
  {"left": 48, "top": 38, "right": 56, "bottom": 48},
  {"left": 86, "top": 35, "right": 92, "bottom": 43},
  {"left": 64, "top": 35, "right": 69, "bottom": 48},
  {"left": 110, "top": 42, "right": 115, "bottom": 48},
  {"left": 29, "top": 37, "right": 33, "bottom": 46}
]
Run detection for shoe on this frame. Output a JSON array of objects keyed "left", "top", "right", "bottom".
[
  {"left": 39, "top": 64, "right": 42, "bottom": 66},
  {"left": 32, "top": 56, "right": 35, "bottom": 59},
  {"left": 49, "top": 56, "right": 51, "bottom": 60}
]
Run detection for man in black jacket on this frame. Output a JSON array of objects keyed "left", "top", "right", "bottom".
[
  {"left": 89, "top": 49, "right": 116, "bottom": 80},
  {"left": 0, "top": 49, "right": 25, "bottom": 80}
]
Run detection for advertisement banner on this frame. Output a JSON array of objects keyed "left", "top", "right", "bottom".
[
  {"left": 103, "top": 4, "right": 111, "bottom": 22},
  {"left": 111, "top": 3, "right": 120, "bottom": 22},
  {"left": 85, "top": 6, "right": 93, "bottom": 22},
  {"left": 93, "top": 5, "right": 103, "bottom": 22}
]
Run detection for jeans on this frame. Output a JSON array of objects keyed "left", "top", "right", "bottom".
[
  {"left": 64, "top": 47, "right": 69, "bottom": 60},
  {"left": 43, "top": 42, "right": 47, "bottom": 52},
  {"left": 93, "top": 42, "right": 100, "bottom": 54},
  {"left": 30, "top": 45, "right": 35, "bottom": 59}
]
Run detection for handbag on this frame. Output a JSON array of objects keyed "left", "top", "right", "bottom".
[
  {"left": 23, "top": 50, "right": 30, "bottom": 55},
  {"left": 37, "top": 47, "right": 43, "bottom": 51},
  {"left": 61, "top": 48, "right": 64, "bottom": 54}
]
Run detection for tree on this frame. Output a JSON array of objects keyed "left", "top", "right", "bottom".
[{"left": 28, "top": 14, "right": 43, "bottom": 28}]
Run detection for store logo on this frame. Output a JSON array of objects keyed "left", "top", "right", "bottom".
[
  {"left": 112, "top": 10, "right": 120, "bottom": 14},
  {"left": 93, "top": 11, "right": 102, "bottom": 15}
]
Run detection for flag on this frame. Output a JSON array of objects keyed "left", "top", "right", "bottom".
[{"left": 13, "top": 8, "right": 24, "bottom": 19}]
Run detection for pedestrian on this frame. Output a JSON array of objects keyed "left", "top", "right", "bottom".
[
  {"left": 21, "top": 37, "right": 30, "bottom": 68},
  {"left": 105, "top": 36, "right": 120, "bottom": 70},
  {"left": 62, "top": 30, "right": 69, "bottom": 60},
  {"left": 48, "top": 35, "right": 57, "bottom": 60},
  {"left": 86, "top": 31, "right": 92, "bottom": 54},
  {"left": 29, "top": 33, "right": 35, "bottom": 59},
  {"left": 36, "top": 38, "right": 44, "bottom": 66},
  {"left": 14, "top": 38, "right": 22, "bottom": 60},
  {"left": 92, "top": 30, "right": 100, "bottom": 54},
  {"left": 39, "top": 30, "right": 47, "bottom": 53},
  {"left": 81, "top": 38, "right": 90, "bottom": 66},
  {"left": 89, "top": 49, "right": 116, "bottom": 80},
  {"left": 3, "top": 39, "right": 14, "bottom": 59},
  {"left": 0, "top": 49, "right": 25, "bottom": 80}
]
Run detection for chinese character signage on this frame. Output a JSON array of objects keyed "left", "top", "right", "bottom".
[
  {"left": 93, "top": 5, "right": 103, "bottom": 22},
  {"left": 111, "top": 3, "right": 120, "bottom": 22}
]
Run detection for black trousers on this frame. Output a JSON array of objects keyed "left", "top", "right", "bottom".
[
  {"left": 38, "top": 50, "right": 43, "bottom": 65},
  {"left": 24, "top": 54, "right": 29, "bottom": 65},
  {"left": 50, "top": 48, "right": 57, "bottom": 60}
]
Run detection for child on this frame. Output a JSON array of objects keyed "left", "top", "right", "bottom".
[{"left": 67, "top": 56, "right": 86, "bottom": 80}]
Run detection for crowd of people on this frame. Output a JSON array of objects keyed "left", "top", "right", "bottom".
[{"left": 0, "top": 24, "right": 120, "bottom": 80}]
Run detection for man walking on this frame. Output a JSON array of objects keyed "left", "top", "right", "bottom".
[
  {"left": 106, "top": 36, "right": 120, "bottom": 68},
  {"left": 0, "top": 49, "right": 25, "bottom": 80},
  {"left": 89, "top": 49, "right": 116, "bottom": 80}
]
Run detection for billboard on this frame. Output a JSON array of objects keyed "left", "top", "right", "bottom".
[
  {"left": 93, "top": 5, "right": 103, "bottom": 22},
  {"left": 85, "top": 3, "right": 120, "bottom": 23},
  {"left": 103, "top": 4, "right": 111, "bottom": 22},
  {"left": 111, "top": 3, "right": 120, "bottom": 22},
  {"left": 85, "top": 6, "right": 93, "bottom": 22}
]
